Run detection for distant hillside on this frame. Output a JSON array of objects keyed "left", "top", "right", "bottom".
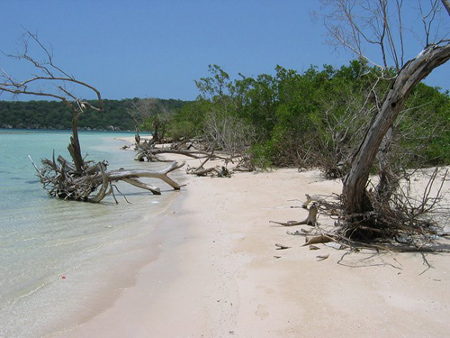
[{"left": 0, "top": 98, "right": 188, "bottom": 131}]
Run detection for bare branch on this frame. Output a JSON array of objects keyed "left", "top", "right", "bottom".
[
  {"left": 1, "top": 30, "right": 103, "bottom": 111},
  {"left": 321, "top": 0, "right": 449, "bottom": 70}
]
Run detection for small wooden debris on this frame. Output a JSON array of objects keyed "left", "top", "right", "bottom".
[
  {"left": 269, "top": 203, "right": 319, "bottom": 227},
  {"left": 303, "top": 235, "right": 333, "bottom": 246},
  {"left": 275, "top": 243, "right": 291, "bottom": 250},
  {"left": 316, "top": 254, "right": 330, "bottom": 261}
]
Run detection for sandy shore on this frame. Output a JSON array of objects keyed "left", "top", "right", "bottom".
[{"left": 61, "top": 146, "right": 450, "bottom": 337}]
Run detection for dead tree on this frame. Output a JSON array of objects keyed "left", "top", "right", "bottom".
[
  {"left": 30, "top": 156, "right": 184, "bottom": 201},
  {"left": 1, "top": 30, "right": 183, "bottom": 202},
  {"left": 343, "top": 44, "right": 450, "bottom": 210},
  {"left": 133, "top": 135, "right": 253, "bottom": 176},
  {"left": 316, "top": 0, "right": 450, "bottom": 245}
]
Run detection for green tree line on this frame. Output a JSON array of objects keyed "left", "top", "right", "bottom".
[
  {"left": 164, "top": 62, "right": 450, "bottom": 172},
  {"left": 0, "top": 98, "right": 187, "bottom": 131}
]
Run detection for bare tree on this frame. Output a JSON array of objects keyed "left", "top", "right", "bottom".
[
  {"left": 130, "top": 98, "right": 173, "bottom": 143},
  {"left": 0, "top": 30, "right": 104, "bottom": 173},
  {"left": 1, "top": 30, "right": 183, "bottom": 202},
  {"left": 320, "top": 0, "right": 450, "bottom": 239}
]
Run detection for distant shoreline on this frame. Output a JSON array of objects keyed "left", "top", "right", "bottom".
[{"left": 0, "top": 127, "right": 139, "bottom": 133}]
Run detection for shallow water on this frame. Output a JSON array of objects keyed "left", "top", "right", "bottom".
[{"left": 0, "top": 130, "right": 181, "bottom": 337}]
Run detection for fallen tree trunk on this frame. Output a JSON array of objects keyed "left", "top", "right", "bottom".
[
  {"left": 105, "top": 162, "right": 184, "bottom": 192},
  {"left": 144, "top": 148, "right": 211, "bottom": 159},
  {"left": 30, "top": 155, "right": 185, "bottom": 202},
  {"left": 133, "top": 137, "right": 253, "bottom": 177}
]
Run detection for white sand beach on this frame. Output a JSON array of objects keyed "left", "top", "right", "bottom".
[{"left": 59, "top": 141, "right": 450, "bottom": 337}]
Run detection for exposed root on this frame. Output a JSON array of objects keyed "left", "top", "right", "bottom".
[{"left": 273, "top": 182, "right": 450, "bottom": 254}]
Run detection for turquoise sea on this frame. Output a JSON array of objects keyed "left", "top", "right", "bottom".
[{"left": 0, "top": 129, "right": 181, "bottom": 337}]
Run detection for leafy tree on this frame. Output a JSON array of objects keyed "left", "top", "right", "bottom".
[
  {"left": 168, "top": 60, "right": 450, "bottom": 175},
  {"left": 168, "top": 100, "right": 208, "bottom": 140},
  {"left": 0, "top": 98, "right": 188, "bottom": 131},
  {"left": 399, "top": 84, "right": 450, "bottom": 166}
]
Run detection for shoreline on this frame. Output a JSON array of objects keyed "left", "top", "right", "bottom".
[
  {"left": 58, "top": 154, "right": 450, "bottom": 337},
  {"left": 46, "top": 185, "right": 183, "bottom": 338},
  {"left": 56, "top": 167, "right": 202, "bottom": 337},
  {"left": 0, "top": 133, "right": 184, "bottom": 338}
]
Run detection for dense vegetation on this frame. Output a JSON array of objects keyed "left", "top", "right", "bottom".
[
  {"left": 164, "top": 62, "right": 450, "bottom": 172},
  {"left": 0, "top": 98, "right": 187, "bottom": 131},
  {"left": 2, "top": 61, "right": 449, "bottom": 172}
]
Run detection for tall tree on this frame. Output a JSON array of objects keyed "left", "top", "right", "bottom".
[{"left": 321, "top": 1, "right": 450, "bottom": 229}]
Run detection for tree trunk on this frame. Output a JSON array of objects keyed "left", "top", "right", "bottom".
[
  {"left": 376, "top": 125, "right": 396, "bottom": 201},
  {"left": 67, "top": 110, "right": 85, "bottom": 173},
  {"left": 343, "top": 43, "right": 450, "bottom": 215}
]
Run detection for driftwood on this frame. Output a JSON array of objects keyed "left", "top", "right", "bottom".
[
  {"left": 275, "top": 243, "right": 291, "bottom": 250},
  {"left": 186, "top": 166, "right": 230, "bottom": 177},
  {"left": 133, "top": 136, "right": 254, "bottom": 177},
  {"left": 185, "top": 155, "right": 231, "bottom": 177},
  {"left": 30, "top": 155, "right": 184, "bottom": 202},
  {"left": 106, "top": 162, "right": 184, "bottom": 192},
  {"left": 303, "top": 235, "right": 334, "bottom": 246},
  {"left": 316, "top": 254, "right": 330, "bottom": 261},
  {"left": 0, "top": 30, "right": 186, "bottom": 204},
  {"left": 270, "top": 203, "right": 319, "bottom": 227},
  {"left": 134, "top": 137, "right": 212, "bottom": 162},
  {"left": 270, "top": 195, "right": 342, "bottom": 249},
  {"left": 136, "top": 148, "right": 212, "bottom": 162},
  {"left": 146, "top": 148, "right": 212, "bottom": 159},
  {"left": 0, "top": 30, "right": 189, "bottom": 206},
  {"left": 286, "top": 229, "right": 336, "bottom": 246}
]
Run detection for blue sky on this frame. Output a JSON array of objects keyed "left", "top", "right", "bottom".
[{"left": 1, "top": 0, "right": 449, "bottom": 101}]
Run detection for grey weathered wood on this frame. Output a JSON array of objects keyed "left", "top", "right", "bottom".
[{"left": 343, "top": 44, "right": 450, "bottom": 214}]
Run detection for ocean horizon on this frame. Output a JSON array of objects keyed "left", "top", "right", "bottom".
[{"left": 0, "top": 129, "right": 181, "bottom": 337}]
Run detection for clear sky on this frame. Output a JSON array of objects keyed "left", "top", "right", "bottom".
[{"left": 1, "top": 0, "right": 449, "bottom": 101}]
